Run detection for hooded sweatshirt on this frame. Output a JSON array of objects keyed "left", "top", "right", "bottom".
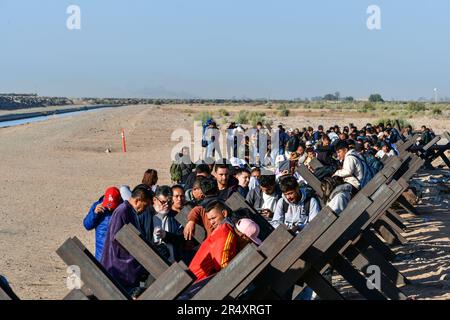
[
  {"left": 333, "top": 149, "right": 365, "bottom": 190},
  {"left": 100, "top": 201, "right": 147, "bottom": 292},
  {"left": 271, "top": 188, "right": 320, "bottom": 230}
]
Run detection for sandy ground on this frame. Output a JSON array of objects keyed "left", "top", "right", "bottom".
[{"left": 0, "top": 104, "right": 448, "bottom": 300}]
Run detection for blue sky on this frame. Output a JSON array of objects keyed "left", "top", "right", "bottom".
[{"left": 0, "top": 0, "right": 449, "bottom": 100}]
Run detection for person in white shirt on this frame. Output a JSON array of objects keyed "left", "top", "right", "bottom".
[
  {"left": 333, "top": 140, "right": 365, "bottom": 193},
  {"left": 375, "top": 142, "right": 395, "bottom": 159}
]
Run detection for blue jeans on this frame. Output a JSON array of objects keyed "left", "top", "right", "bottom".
[{"left": 293, "top": 286, "right": 314, "bottom": 300}]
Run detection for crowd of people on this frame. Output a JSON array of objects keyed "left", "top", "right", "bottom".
[
  {"left": 75, "top": 120, "right": 437, "bottom": 300},
  {"left": 0, "top": 121, "right": 434, "bottom": 299},
  {"left": 0, "top": 120, "right": 435, "bottom": 299},
  {"left": 2, "top": 120, "right": 435, "bottom": 300}
]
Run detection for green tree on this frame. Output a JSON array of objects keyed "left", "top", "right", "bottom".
[{"left": 368, "top": 94, "right": 384, "bottom": 103}]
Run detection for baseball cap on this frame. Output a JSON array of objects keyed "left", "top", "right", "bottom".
[
  {"left": 236, "top": 218, "right": 262, "bottom": 245},
  {"left": 102, "top": 187, "right": 123, "bottom": 211}
]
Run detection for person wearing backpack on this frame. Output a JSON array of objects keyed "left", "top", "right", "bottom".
[
  {"left": 333, "top": 140, "right": 368, "bottom": 194},
  {"left": 171, "top": 147, "right": 195, "bottom": 184},
  {"left": 271, "top": 175, "right": 320, "bottom": 233}
]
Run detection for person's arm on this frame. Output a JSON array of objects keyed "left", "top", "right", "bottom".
[
  {"left": 83, "top": 200, "right": 102, "bottom": 231},
  {"left": 245, "top": 188, "right": 255, "bottom": 207},
  {"left": 211, "top": 227, "right": 237, "bottom": 270},
  {"left": 307, "top": 198, "right": 321, "bottom": 222},
  {"left": 187, "top": 206, "right": 204, "bottom": 226},
  {"left": 184, "top": 206, "right": 204, "bottom": 240},
  {"left": 333, "top": 156, "right": 353, "bottom": 178},
  {"left": 270, "top": 198, "right": 285, "bottom": 228}
]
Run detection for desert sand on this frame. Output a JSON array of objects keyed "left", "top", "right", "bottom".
[{"left": 0, "top": 104, "right": 448, "bottom": 299}]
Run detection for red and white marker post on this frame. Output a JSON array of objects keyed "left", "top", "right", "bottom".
[{"left": 121, "top": 129, "right": 127, "bottom": 153}]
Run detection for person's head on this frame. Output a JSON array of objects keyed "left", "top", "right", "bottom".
[
  {"left": 214, "top": 164, "right": 230, "bottom": 188},
  {"left": 235, "top": 168, "right": 251, "bottom": 188},
  {"left": 171, "top": 185, "right": 185, "bottom": 211},
  {"left": 181, "top": 146, "right": 190, "bottom": 157},
  {"left": 256, "top": 122, "right": 263, "bottom": 129},
  {"left": 200, "top": 177, "right": 219, "bottom": 197},
  {"left": 251, "top": 167, "right": 261, "bottom": 179},
  {"left": 101, "top": 187, "right": 123, "bottom": 211},
  {"left": 259, "top": 174, "right": 276, "bottom": 195},
  {"left": 296, "top": 143, "right": 306, "bottom": 155},
  {"left": 195, "top": 164, "right": 211, "bottom": 178},
  {"left": 306, "top": 147, "right": 316, "bottom": 158},
  {"left": 355, "top": 142, "right": 364, "bottom": 154},
  {"left": 142, "top": 169, "right": 158, "bottom": 188},
  {"left": 205, "top": 200, "right": 230, "bottom": 230},
  {"left": 318, "top": 125, "right": 324, "bottom": 132},
  {"left": 192, "top": 176, "right": 206, "bottom": 201},
  {"left": 381, "top": 142, "right": 391, "bottom": 153},
  {"left": 153, "top": 186, "right": 173, "bottom": 215},
  {"left": 279, "top": 175, "right": 300, "bottom": 203},
  {"left": 235, "top": 218, "right": 262, "bottom": 246},
  {"left": 421, "top": 125, "right": 427, "bottom": 132},
  {"left": 322, "top": 134, "right": 331, "bottom": 147},
  {"left": 129, "top": 184, "right": 153, "bottom": 214},
  {"left": 335, "top": 140, "right": 350, "bottom": 161},
  {"left": 339, "top": 132, "right": 348, "bottom": 141}
]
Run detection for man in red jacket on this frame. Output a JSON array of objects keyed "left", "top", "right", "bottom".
[{"left": 188, "top": 201, "right": 262, "bottom": 281}]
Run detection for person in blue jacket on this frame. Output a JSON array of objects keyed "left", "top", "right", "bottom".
[
  {"left": 83, "top": 187, "right": 123, "bottom": 261},
  {"left": 0, "top": 274, "right": 19, "bottom": 299}
]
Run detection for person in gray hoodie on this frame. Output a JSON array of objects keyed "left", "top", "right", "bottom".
[
  {"left": 271, "top": 175, "right": 320, "bottom": 233},
  {"left": 320, "top": 176, "right": 353, "bottom": 215}
]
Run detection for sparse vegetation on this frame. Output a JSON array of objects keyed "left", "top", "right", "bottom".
[
  {"left": 277, "top": 105, "right": 290, "bottom": 117},
  {"left": 194, "top": 111, "right": 214, "bottom": 123},
  {"left": 218, "top": 108, "right": 230, "bottom": 117},
  {"left": 407, "top": 102, "right": 426, "bottom": 113},
  {"left": 431, "top": 106, "right": 442, "bottom": 116},
  {"left": 361, "top": 102, "right": 376, "bottom": 113},
  {"left": 235, "top": 110, "right": 250, "bottom": 124},
  {"left": 376, "top": 118, "right": 411, "bottom": 128}
]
